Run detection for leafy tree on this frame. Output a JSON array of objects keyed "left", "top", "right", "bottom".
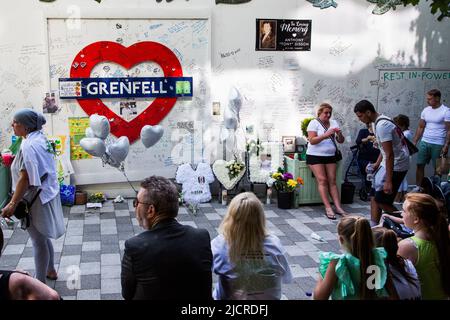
[
  {"left": 37, "top": 0, "right": 448, "bottom": 21},
  {"left": 401, "top": 0, "right": 449, "bottom": 20}
]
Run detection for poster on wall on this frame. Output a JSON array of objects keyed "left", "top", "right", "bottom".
[
  {"left": 68, "top": 117, "right": 92, "bottom": 161},
  {"left": 255, "top": 19, "right": 312, "bottom": 51}
]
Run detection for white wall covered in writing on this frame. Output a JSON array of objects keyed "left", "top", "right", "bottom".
[{"left": 0, "top": 0, "right": 448, "bottom": 193}]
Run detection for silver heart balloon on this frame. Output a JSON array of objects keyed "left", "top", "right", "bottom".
[
  {"left": 108, "top": 136, "right": 129, "bottom": 163},
  {"left": 140, "top": 125, "right": 164, "bottom": 148},
  {"left": 89, "top": 114, "right": 110, "bottom": 140},
  {"left": 102, "top": 151, "right": 121, "bottom": 168},
  {"left": 85, "top": 127, "right": 95, "bottom": 138},
  {"left": 79, "top": 137, "right": 106, "bottom": 157}
]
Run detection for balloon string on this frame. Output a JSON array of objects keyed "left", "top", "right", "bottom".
[{"left": 118, "top": 168, "right": 138, "bottom": 194}]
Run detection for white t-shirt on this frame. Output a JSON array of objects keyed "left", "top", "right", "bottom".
[
  {"left": 306, "top": 119, "right": 340, "bottom": 156},
  {"left": 421, "top": 104, "right": 450, "bottom": 145},
  {"left": 175, "top": 162, "right": 215, "bottom": 205},
  {"left": 373, "top": 115, "right": 409, "bottom": 172},
  {"left": 390, "top": 259, "right": 421, "bottom": 300}
]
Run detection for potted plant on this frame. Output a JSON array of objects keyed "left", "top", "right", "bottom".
[
  {"left": 269, "top": 167, "right": 304, "bottom": 209},
  {"left": 87, "top": 192, "right": 106, "bottom": 208},
  {"left": 301, "top": 117, "right": 315, "bottom": 139}
]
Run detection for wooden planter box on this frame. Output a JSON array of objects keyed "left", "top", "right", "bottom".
[
  {"left": 0, "top": 165, "right": 11, "bottom": 209},
  {"left": 284, "top": 155, "right": 343, "bottom": 207}
]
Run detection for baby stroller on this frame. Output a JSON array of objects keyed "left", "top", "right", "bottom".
[
  {"left": 344, "top": 145, "right": 372, "bottom": 201},
  {"left": 421, "top": 176, "right": 450, "bottom": 222}
]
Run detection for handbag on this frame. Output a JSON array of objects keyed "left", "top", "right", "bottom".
[
  {"left": 13, "top": 189, "right": 42, "bottom": 230},
  {"left": 316, "top": 118, "right": 342, "bottom": 161},
  {"left": 382, "top": 216, "right": 414, "bottom": 239},
  {"left": 436, "top": 154, "right": 449, "bottom": 176},
  {"left": 374, "top": 117, "right": 418, "bottom": 155}
]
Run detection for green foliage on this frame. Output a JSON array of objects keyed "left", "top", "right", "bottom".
[
  {"left": 301, "top": 117, "right": 315, "bottom": 138},
  {"left": 88, "top": 192, "right": 106, "bottom": 203},
  {"left": 401, "top": 0, "right": 450, "bottom": 20},
  {"left": 37, "top": 1, "right": 447, "bottom": 20}
]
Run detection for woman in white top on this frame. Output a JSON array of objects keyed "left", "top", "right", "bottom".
[
  {"left": 211, "top": 192, "right": 292, "bottom": 300},
  {"left": 373, "top": 227, "right": 421, "bottom": 300},
  {"left": 306, "top": 103, "right": 349, "bottom": 219},
  {"left": 1, "top": 109, "right": 65, "bottom": 283}
]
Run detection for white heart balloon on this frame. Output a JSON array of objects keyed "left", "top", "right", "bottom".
[
  {"left": 141, "top": 125, "right": 164, "bottom": 148},
  {"left": 108, "top": 136, "right": 129, "bottom": 163},
  {"left": 89, "top": 114, "right": 110, "bottom": 139},
  {"left": 85, "top": 127, "right": 95, "bottom": 138},
  {"left": 212, "top": 159, "right": 246, "bottom": 190},
  {"left": 80, "top": 137, "right": 106, "bottom": 157}
]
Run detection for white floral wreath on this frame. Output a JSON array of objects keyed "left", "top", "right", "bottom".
[{"left": 249, "top": 142, "right": 284, "bottom": 184}]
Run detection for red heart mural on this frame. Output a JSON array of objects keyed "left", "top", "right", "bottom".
[{"left": 70, "top": 41, "right": 182, "bottom": 143}]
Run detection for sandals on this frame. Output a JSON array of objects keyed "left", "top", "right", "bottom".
[
  {"left": 335, "top": 210, "right": 350, "bottom": 216},
  {"left": 325, "top": 207, "right": 337, "bottom": 220},
  {"left": 46, "top": 271, "right": 58, "bottom": 280}
]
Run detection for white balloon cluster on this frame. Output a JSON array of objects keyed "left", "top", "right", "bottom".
[
  {"left": 220, "top": 86, "right": 242, "bottom": 145},
  {"left": 80, "top": 115, "right": 130, "bottom": 169},
  {"left": 224, "top": 86, "right": 242, "bottom": 131},
  {"left": 79, "top": 114, "right": 165, "bottom": 170}
]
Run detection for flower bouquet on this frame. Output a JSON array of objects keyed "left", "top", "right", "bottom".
[
  {"left": 269, "top": 167, "right": 303, "bottom": 192},
  {"left": 268, "top": 167, "right": 304, "bottom": 209},
  {"left": 225, "top": 157, "right": 245, "bottom": 180},
  {"left": 87, "top": 192, "right": 106, "bottom": 209},
  {"left": 88, "top": 192, "right": 106, "bottom": 203}
]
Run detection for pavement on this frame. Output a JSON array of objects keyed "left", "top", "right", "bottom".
[{"left": 0, "top": 197, "right": 371, "bottom": 300}]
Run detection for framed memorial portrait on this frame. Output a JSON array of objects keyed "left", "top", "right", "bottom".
[{"left": 282, "top": 136, "right": 296, "bottom": 153}]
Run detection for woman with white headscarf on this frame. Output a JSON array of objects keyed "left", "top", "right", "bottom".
[{"left": 1, "top": 108, "right": 65, "bottom": 283}]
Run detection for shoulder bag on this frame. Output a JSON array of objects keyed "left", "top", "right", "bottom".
[
  {"left": 12, "top": 189, "right": 42, "bottom": 230},
  {"left": 374, "top": 117, "right": 418, "bottom": 155}
]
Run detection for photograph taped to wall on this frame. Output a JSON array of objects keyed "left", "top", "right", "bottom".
[
  {"left": 43, "top": 91, "right": 60, "bottom": 114},
  {"left": 119, "top": 100, "right": 137, "bottom": 120},
  {"left": 68, "top": 117, "right": 92, "bottom": 160},
  {"left": 282, "top": 136, "right": 296, "bottom": 152},
  {"left": 212, "top": 101, "right": 221, "bottom": 116}
]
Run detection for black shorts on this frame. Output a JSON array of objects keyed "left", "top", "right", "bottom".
[
  {"left": 372, "top": 170, "right": 408, "bottom": 205},
  {"left": 306, "top": 154, "right": 337, "bottom": 165}
]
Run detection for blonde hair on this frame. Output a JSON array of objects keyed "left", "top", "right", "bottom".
[
  {"left": 338, "top": 216, "right": 377, "bottom": 299},
  {"left": 317, "top": 103, "right": 333, "bottom": 117},
  {"left": 404, "top": 193, "right": 450, "bottom": 296},
  {"left": 220, "top": 192, "right": 267, "bottom": 264}
]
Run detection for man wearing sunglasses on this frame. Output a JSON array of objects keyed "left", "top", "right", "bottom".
[{"left": 121, "top": 176, "right": 213, "bottom": 300}]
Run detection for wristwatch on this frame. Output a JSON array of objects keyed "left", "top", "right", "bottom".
[{"left": 9, "top": 201, "right": 17, "bottom": 208}]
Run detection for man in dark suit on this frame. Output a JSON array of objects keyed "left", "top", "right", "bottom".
[
  {"left": 121, "top": 176, "right": 213, "bottom": 300},
  {"left": 260, "top": 21, "right": 276, "bottom": 49}
]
